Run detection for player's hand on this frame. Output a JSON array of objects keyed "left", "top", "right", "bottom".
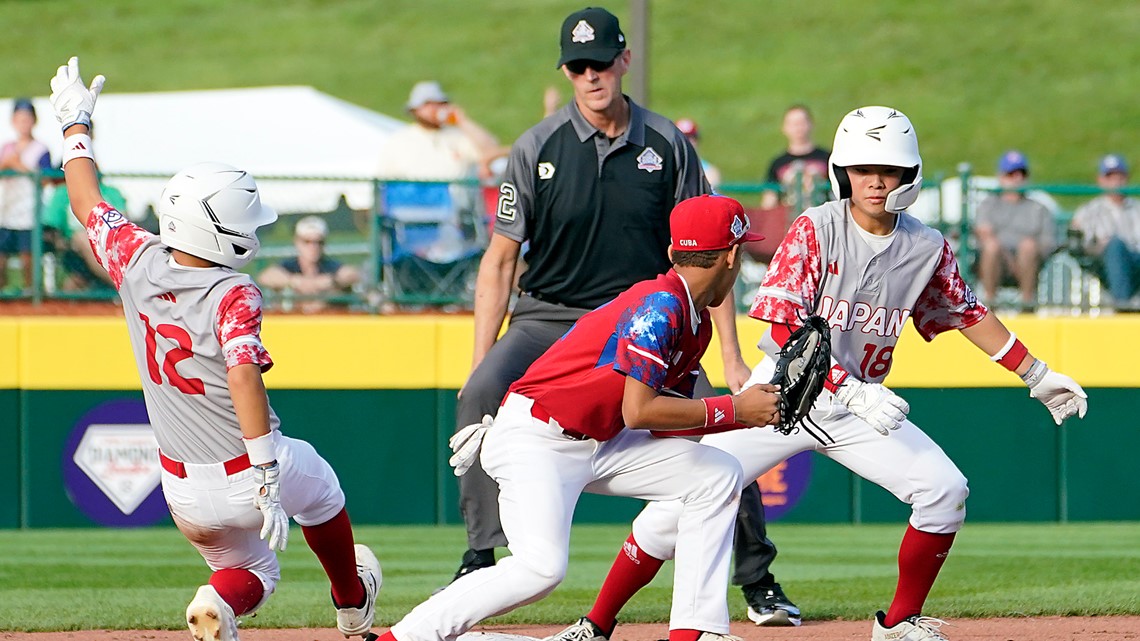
[
  {"left": 834, "top": 379, "right": 909, "bottom": 436},
  {"left": 49, "top": 56, "right": 105, "bottom": 133},
  {"left": 722, "top": 356, "right": 752, "bottom": 394},
  {"left": 1026, "top": 364, "right": 1088, "bottom": 425},
  {"left": 733, "top": 383, "right": 781, "bottom": 427},
  {"left": 252, "top": 462, "right": 289, "bottom": 551},
  {"left": 449, "top": 414, "right": 492, "bottom": 476}
]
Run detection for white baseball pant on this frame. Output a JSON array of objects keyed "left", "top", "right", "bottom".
[
  {"left": 390, "top": 392, "right": 745, "bottom": 641},
  {"left": 631, "top": 357, "right": 969, "bottom": 562},
  {"left": 161, "top": 431, "right": 346, "bottom": 611}
]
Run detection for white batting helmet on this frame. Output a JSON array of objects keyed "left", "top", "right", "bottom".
[
  {"left": 828, "top": 106, "right": 923, "bottom": 213},
  {"left": 157, "top": 162, "right": 278, "bottom": 269}
]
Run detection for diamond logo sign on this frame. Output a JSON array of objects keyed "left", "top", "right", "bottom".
[{"left": 73, "top": 423, "right": 161, "bottom": 516}]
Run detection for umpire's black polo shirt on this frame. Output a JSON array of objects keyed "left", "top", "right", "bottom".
[{"left": 494, "top": 97, "right": 709, "bottom": 310}]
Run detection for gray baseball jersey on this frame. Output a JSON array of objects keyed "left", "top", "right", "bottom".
[
  {"left": 749, "top": 200, "right": 987, "bottom": 383},
  {"left": 86, "top": 202, "right": 278, "bottom": 464}
]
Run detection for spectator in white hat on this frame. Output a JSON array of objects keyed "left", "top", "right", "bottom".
[
  {"left": 257, "top": 215, "right": 360, "bottom": 312},
  {"left": 377, "top": 80, "right": 504, "bottom": 182}
]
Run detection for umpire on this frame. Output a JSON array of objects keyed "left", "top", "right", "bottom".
[{"left": 451, "top": 6, "right": 799, "bottom": 626}]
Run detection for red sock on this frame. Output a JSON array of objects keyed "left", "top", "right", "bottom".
[
  {"left": 209, "top": 568, "right": 264, "bottom": 616},
  {"left": 301, "top": 508, "right": 365, "bottom": 608},
  {"left": 668, "top": 630, "right": 700, "bottom": 641},
  {"left": 586, "top": 534, "right": 665, "bottom": 634},
  {"left": 884, "top": 524, "right": 956, "bottom": 627}
]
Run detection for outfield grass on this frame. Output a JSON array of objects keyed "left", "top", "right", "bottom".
[
  {"left": 0, "top": 522, "right": 1136, "bottom": 632},
  {"left": 1, "top": 1, "right": 1138, "bottom": 186}
]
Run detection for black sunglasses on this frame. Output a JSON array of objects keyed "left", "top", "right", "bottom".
[{"left": 565, "top": 56, "right": 617, "bottom": 75}]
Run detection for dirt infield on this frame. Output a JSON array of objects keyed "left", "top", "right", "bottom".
[{"left": 4, "top": 618, "right": 1139, "bottom": 641}]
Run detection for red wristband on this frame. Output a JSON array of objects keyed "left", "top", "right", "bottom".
[
  {"left": 823, "top": 364, "right": 849, "bottom": 393},
  {"left": 701, "top": 394, "right": 736, "bottom": 427},
  {"left": 996, "top": 339, "right": 1028, "bottom": 371}
]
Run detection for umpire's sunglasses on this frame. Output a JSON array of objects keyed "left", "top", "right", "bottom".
[{"left": 565, "top": 55, "right": 617, "bottom": 75}]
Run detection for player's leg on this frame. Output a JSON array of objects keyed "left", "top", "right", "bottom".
[
  {"left": 452, "top": 300, "right": 578, "bottom": 579},
  {"left": 692, "top": 365, "right": 799, "bottom": 626},
  {"left": 383, "top": 395, "right": 592, "bottom": 641},
  {"left": 162, "top": 471, "right": 280, "bottom": 641},
  {"left": 556, "top": 404, "right": 817, "bottom": 639},
  {"left": 819, "top": 414, "right": 967, "bottom": 638},
  {"left": 278, "top": 434, "right": 380, "bottom": 637},
  {"left": 586, "top": 430, "right": 744, "bottom": 638}
]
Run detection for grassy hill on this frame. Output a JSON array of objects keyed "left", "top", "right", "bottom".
[{"left": 2, "top": 0, "right": 1137, "bottom": 185}]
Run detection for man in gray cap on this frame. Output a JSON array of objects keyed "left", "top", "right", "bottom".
[
  {"left": 376, "top": 80, "right": 502, "bottom": 182},
  {"left": 448, "top": 4, "right": 799, "bottom": 631}
]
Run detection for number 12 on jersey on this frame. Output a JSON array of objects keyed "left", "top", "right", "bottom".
[{"left": 140, "top": 313, "right": 205, "bottom": 395}]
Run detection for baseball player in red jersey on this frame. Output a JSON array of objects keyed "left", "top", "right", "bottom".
[
  {"left": 372, "top": 195, "right": 779, "bottom": 641},
  {"left": 548, "top": 106, "right": 1088, "bottom": 641},
  {"left": 49, "top": 57, "right": 381, "bottom": 641}
]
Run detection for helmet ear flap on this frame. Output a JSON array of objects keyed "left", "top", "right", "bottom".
[{"left": 829, "top": 164, "right": 852, "bottom": 200}]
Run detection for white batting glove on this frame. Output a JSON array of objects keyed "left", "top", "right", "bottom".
[
  {"left": 252, "top": 462, "right": 289, "bottom": 551},
  {"left": 449, "top": 414, "right": 492, "bottom": 477},
  {"left": 834, "top": 379, "right": 910, "bottom": 436},
  {"left": 49, "top": 56, "right": 105, "bottom": 132},
  {"left": 1022, "top": 360, "right": 1088, "bottom": 425}
]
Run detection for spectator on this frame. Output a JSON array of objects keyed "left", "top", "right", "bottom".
[
  {"left": 40, "top": 120, "right": 122, "bottom": 293},
  {"left": 449, "top": 5, "right": 793, "bottom": 629},
  {"left": 1070, "top": 154, "right": 1140, "bottom": 309},
  {"left": 760, "top": 104, "right": 830, "bottom": 210},
  {"left": 257, "top": 215, "right": 360, "bottom": 312},
  {"left": 0, "top": 98, "right": 53, "bottom": 293},
  {"left": 377, "top": 80, "right": 503, "bottom": 183},
  {"left": 974, "top": 150, "right": 1056, "bottom": 309},
  {"left": 676, "top": 117, "right": 722, "bottom": 190}
]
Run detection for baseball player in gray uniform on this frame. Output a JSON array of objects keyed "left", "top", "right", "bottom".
[
  {"left": 49, "top": 57, "right": 381, "bottom": 641},
  {"left": 548, "top": 106, "right": 1088, "bottom": 641}
]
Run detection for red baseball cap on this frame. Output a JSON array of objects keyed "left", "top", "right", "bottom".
[{"left": 670, "top": 194, "right": 763, "bottom": 251}]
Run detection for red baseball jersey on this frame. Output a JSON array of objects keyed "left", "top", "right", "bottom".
[{"left": 509, "top": 270, "right": 712, "bottom": 441}]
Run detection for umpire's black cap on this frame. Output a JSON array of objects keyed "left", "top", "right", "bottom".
[{"left": 557, "top": 7, "right": 626, "bottom": 68}]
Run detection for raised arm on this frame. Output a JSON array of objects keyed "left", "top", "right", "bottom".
[{"left": 48, "top": 57, "right": 106, "bottom": 225}]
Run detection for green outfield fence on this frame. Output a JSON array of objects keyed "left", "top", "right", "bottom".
[{"left": 6, "top": 167, "right": 1138, "bottom": 312}]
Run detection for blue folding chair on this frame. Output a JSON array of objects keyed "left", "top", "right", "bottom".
[{"left": 379, "top": 181, "right": 484, "bottom": 308}]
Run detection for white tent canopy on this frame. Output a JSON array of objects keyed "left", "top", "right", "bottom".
[{"left": 0, "top": 86, "right": 405, "bottom": 220}]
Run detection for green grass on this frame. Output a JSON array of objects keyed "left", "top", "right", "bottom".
[
  {"left": 1, "top": 1, "right": 1138, "bottom": 189},
  {"left": 0, "top": 523, "right": 1137, "bottom": 631}
]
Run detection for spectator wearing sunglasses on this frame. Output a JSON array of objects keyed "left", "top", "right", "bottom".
[
  {"left": 257, "top": 215, "right": 360, "bottom": 313},
  {"left": 445, "top": 6, "right": 783, "bottom": 622}
]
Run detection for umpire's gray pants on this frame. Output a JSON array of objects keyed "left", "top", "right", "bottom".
[{"left": 455, "top": 295, "right": 778, "bottom": 586}]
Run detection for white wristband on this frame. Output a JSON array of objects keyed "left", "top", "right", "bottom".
[
  {"left": 62, "top": 134, "right": 94, "bottom": 166},
  {"left": 989, "top": 332, "right": 1017, "bottom": 361},
  {"left": 243, "top": 432, "right": 277, "bottom": 466}
]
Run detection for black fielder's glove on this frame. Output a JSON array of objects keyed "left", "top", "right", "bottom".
[{"left": 768, "top": 315, "right": 834, "bottom": 445}]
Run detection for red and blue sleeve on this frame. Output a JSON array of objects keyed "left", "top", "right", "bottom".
[{"left": 613, "top": 291, "right": 684, "bottom": 391}]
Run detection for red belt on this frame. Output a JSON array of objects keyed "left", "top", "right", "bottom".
[
  {"left": 527, "top": 402, "right": 590, "bottom": 441},
  {"left": 159, "top": 450, "right": 252, "bottom": 479}
]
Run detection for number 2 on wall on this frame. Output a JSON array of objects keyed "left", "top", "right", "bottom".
[
  {"left": 859, "top": 344, "right": 894, "bottom": 379},
  {"left": 140, "top": 313, "right": 205, "bottom": 395}
]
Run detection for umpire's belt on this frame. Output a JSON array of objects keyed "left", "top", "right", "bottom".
[
  {"left": 504, "top": 393, "right": 591, "bottom": 441},
  {"left": 159, "top": 450, "right": 252, "bottom": 479}
]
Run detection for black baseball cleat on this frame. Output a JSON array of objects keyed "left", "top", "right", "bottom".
[
  {"left": 433, "top": 548, "right": 495, "bottom": 594},
  {"left": 743, "top": 579, "right": 801, "bottom": 626}
]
